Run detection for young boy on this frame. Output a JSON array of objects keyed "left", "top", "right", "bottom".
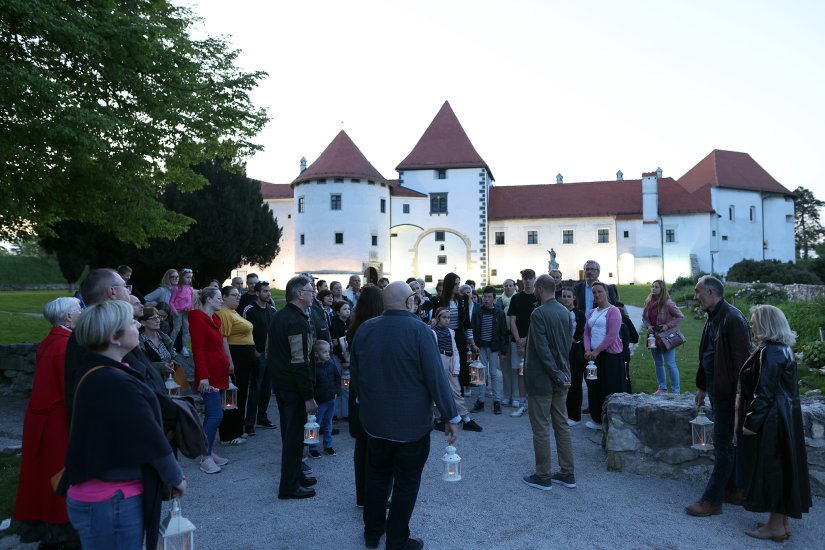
[
  {"left": 308, "top": 340, "right": 341, "bottom": 458},
  {"left": 470, "top": 286, "right": 510, "bottom": 415}
]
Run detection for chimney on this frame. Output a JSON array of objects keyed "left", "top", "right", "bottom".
[
  {"left": 300, "top": 156, "right": 307, "bottom": 173},
  {"left": 616, "top": 170, "right": 623, "bottom": 181},
  {"left": 656, "top": 166, "right": 663, "bottom": 179},
  {"left": 556, "top": 173, "right": 563, "bottom": 184}
]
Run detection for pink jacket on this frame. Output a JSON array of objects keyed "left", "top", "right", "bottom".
[
  {"left": 642, "top": 299, "right": 684, "bottom": 332},
  {"left": 169, "top": 285, "right": 194, "bottom": 315},
  {"left": 583, "top": 306, "right": 623, "bottom": 355}
]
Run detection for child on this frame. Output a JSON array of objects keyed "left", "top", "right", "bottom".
[
  {"left": 308, "top": 340, "right": 341, "bottom": 458},
  {"left": 469, "top": 286, "right": 510, "bottom": 415}
]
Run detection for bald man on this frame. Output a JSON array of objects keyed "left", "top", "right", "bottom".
[{"left": 351, "top": 281, "right": 458, "bottom": 550}]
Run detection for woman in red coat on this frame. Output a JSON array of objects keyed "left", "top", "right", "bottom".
[{"left": 14, "top": 297, "right": 82, "bottom": 548}]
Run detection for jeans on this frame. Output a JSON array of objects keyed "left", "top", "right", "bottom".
[
  {"left": 310, "top": 400, "right": 335, "bottom": 451},
  {"left": 528, "top": 388, "right": 574, "bottom": 479},
  {"left": 67, "top": 491, "right": 143, "bottom": 550},
  {"left": 202, "top": 390, "right": 223, "bottom": 456},
  {"left": 651, "top": 346, "right": 680, "bottom": 393},
  {"left": 364, "top": 433, "right": 430, "bottom": 550},
  {"left": 476, "top": 347, "right": 502, "bottom": 402},
  {"left": 275, "top": 387, "right": 307, "bottom": 494}
]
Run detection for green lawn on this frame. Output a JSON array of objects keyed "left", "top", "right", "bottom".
[
  {"left": 0, "top": 290, "right": 72, "bottom": 313},
  {"left": 630, "top": 312, "right": 705, "bottom": 394}
]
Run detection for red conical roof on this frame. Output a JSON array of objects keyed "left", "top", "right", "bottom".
[
  {"left": 396, "top": 101, "right": 492, "bottom": 178},
  {"left": 292, "top": 130, "right": 386, "bottom": 186},
  {"left": 678, "top": 149, "right": 791, "bottom": 195}
]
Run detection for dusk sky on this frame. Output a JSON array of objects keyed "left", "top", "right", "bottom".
[{"left": 186, "top": 0, "right": 825, "bottom": 200}]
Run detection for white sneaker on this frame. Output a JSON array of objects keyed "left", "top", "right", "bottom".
[
  {"left": 585, "top": 421, "right": 603, "bottom": 431},
  {"left": 199, "top": 456, "right": 221, "bottom": 474},
  {"left": 224, "top": 437, "right": 246, "bottom": 446},
  {"left": 566, "top": 419, "right": 580, "bottom": 427},
  {"left": 501, "top": 399, "right": 511, "bottom": 407},
  {"left": 511, "top": 406, "right": 526, "bottom": 417},
  {"left": 211, "top": 452, "right": 229, "bottom": 466}
]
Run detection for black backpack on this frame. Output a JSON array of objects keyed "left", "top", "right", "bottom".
[{"left": 167, "top": 395, "right": 207, "bottom": 459}]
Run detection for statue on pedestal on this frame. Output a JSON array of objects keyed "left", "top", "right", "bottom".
[{"left": 547, "top": 248, "right": 559, "bottom": 273}]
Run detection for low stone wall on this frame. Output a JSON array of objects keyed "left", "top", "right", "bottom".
[
  {"left": 0, "top": 343, "right": 38, "bottom": 396},
  {"left": 603, "top": 393, "right": 825, "bottom": 497},
  {"left": 725, "top": 281, "right": 825, "bottom": 301}
]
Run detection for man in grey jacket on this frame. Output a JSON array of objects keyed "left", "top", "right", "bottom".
[
  {"left": 522, "top": 274, "right": 575, "bottom": 491},
  {"left": 351, "top": 281, "right": 458, "bottom": 550}
]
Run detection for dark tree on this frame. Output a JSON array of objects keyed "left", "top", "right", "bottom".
[{"left": 794, "top": 186, "right": 825, "bottom": 260}]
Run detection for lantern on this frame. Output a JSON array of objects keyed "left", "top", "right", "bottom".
[
  {"left": 342, "top": 370, "right": 350, "bottom": 390},
  {"left": 441, "top": 445, "right": 462, "bottom": 482},
  {"left": 518, "top": 358, "right": 525, "bottom": 376},
  {"left": 690, "top": 407, "right": 715, "bottom": 451},
  {"left": 647, "top": 333, "right": 657, "bottom": 349},
  {"left": 157, "top": 498, "right": 195, "bottom": 550},
  {"left": 165, "top": 373, "right": 181, "bottom": 397},
  {"left": 303, "top": 414, "right": 320, "bottom": 445},
  {"left": 585, "top": 360, "right": 597, "bottom": 380},
  {"left": 469, "top": 360, "right": 486, "bottom": 386},
  {"left": 221, "top": 381, "right": 238, "bottom": 410}
]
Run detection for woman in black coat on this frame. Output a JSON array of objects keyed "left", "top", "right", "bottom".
[{"left": 737, "top": 304, "right": 811, "bottom": 542}]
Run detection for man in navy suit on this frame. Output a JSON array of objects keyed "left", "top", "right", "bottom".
[{"left": 574, "top": 260, "right": 617, "bottom": 315}]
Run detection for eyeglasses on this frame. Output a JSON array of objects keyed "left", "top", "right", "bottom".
[
  {"left": 170, "top": 275, "right": 180, "bottom": 279},
  {"left": 227, "top": 293, "right": 240, "bottom": 298},
  {"left": 299, "top": 287, "right": 314, "bottom": 293}
]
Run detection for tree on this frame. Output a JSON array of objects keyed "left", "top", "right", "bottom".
[
  {"left": 1, "top": 0, "right": 269, "bottom": 246},
  {"left": 794, "top": 186, "right": 825, "bottom": 260}
]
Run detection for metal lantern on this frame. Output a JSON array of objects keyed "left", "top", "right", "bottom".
[
  {"left": 157, "top": 498, "right": 195, "bottom": 550},
  {"left": 469, "top": 360, "right": 486, "bottom": 386},
  {"left": 647, "top": 333, "right": 657, "bottom": 349},
  {"left": 441, "top": 445, "right": 462, "bottom": 482},
  {"left": 690, "top": 407, "right": 715, "bottom": 451},
  {"left": 518, "top": 358, "right": 525, "bottom": 376},
  {"left": 585, "top": 360, "right": 598, "bottom": 380},
  {"left": 165, "top": 373, "right": 181, "bottom": 397},
  {"left": 342, "top": 369, "right": 350, "bottom": 390},
  {"left": 303, "top": 414, "right": 320, "bottom": 445},
  {"left": 221, "top": 381, "right": 238, "bottom": 410}
]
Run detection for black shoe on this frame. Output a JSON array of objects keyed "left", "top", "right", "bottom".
[
  {"left": 257, "top": 418, "right": 277, "bottom": 429},
  {"left": 299, "top": 475, "right": 317, "bottom": 487},
  {"left": 324, "top": 447, "right": 337, "bottom": 456},
  {"left": 433, "top": 419, "right": 445, "bottom": 432},
  {"left": 470, "top": 400, "right": 484, "bottom": 413},
  {"left": 301, "top": 461, "right": 312, "bottom": 474},
  {"left": 401, "top": 537, "right": 424, "bottom": 550},
  {"left": 278, "top": 486, "right": 316, "bottom": 499},
  {"left": 493, "top": 401, "right": 502, "bottom": 415},
  {"left": 463, "top": 419, "right": 483, "bottom": 432},
  {"left": 309, "top": 450, "right": 321, "bottom": 459},
  {"left": 331, "top": 428, "right": 340, "bottom": 435},
  {"left": 364, "top": 535, "right": 381, "bottom": 549}
]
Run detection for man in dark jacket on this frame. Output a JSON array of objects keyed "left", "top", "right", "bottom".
[
  {"left": 470, "top": 286, "right": 509, "bottom": 415},
  {"left": 573, "top": 260, "right": 618, "bottom": 315},
  {"left": 268, "top": 275, "right": 318, "bottom": 500},
  {"left": 685, "top": 275, "right": 752, "bottom": 516},
  {"left": 243, "top": 281, "right": 277, "bottom": 430}
]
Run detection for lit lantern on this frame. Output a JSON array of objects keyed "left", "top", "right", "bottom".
[
  {"left": 690, "top": 407, "right": 715, "bottom": 451},
  {"left": 441, "top": 445, "right": 462, "bottom": 482},
  {"left": 221, "top": 381, "right": 238, "bottom": 410},
  {"left": 157, "top": 498, "right": 195, "bottom": 550},
  {"left": 165, "top": 373, "right": 181, "bottom": 397},
  {"left": 518, "top": 358, "right": 525, "bottom": 376},
  {"left": 585, "top": 360, "right": 598, "bottom": 380},
  {"left": 647, "top": 333, "right": 657, "bottom": 349},
  {"left": 303, "top": 414, "right": 320, "bottom": 445},
  {"left": 342, "top": 370, "right": 350, "bottom": 390},
  {"left": 469, "top": 360, "right": 486, "bottom": 386}
]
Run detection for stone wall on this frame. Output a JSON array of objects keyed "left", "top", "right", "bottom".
[
  {"left": 0, "top": 343, "right": 37, "bottom": 396},
  {"left": 725, "top": 281, "right": 825, "bottom": 301},
  {"left": 603, "top": 393, "right": 825, "bottom": 497}
]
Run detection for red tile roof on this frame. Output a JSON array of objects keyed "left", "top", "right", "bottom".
[
  {"left": 396, "top": 101, "right": 493, "bottom": 179},
  {"left": 292, "top": 130, "right": 387, "bottom": 186},
  {"left": 259, "top": 182, "right": 293, "bottom": 199},
  {"left": 389, "top": 181, "right": 427, "bottom": 198},
  {"left": 488, "top": 178, "right": 712, "bottom": 221},
  {"left": 678, "top": 149, "right": 792, "bottom": 195}
]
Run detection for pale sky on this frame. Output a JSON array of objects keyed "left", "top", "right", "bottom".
[{"left": 186, "top": 0, "right": 825, "bottom": 199}]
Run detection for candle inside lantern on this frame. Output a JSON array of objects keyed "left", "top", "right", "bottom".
[
  {"left": 303, "top": 414, "right": 320, "bottom": 444},
  {"left": 585, "top": 360, "right": 597, "bottom": 380},
  {"left": 690, "top": 407, "right": 715, "bottom": 451},
  {"left": 441, "top": 445, "right": 462, "bottom": 482}
]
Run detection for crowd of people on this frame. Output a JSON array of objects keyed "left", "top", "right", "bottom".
[{"left": 11, "top": 261, "right": 812, "bottom": 549}]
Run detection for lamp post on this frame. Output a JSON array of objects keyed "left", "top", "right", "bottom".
[
  {"left": 690, "top": 407, "right": 715, "bottom": 451},
  {"left": 441, "top": 445, "right": 462, "bottom": 482}
]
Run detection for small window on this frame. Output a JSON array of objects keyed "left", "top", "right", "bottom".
[
  {"left": 430, "top": 193, "right": 448, "bottom": 214},
  {"left": 722, "top": 235, "right": 729, "bottom": 241},
  {"left": 785, "top": 214, "right": 793, "bottom": 223},
  {"left": 368, "top": 180, "right": 375, "bottom": 185},
  {"left": 491, "top": 269, "right": 498, "bottom": 276},
  {"left": 403, "top": 203, "right": 410, "bottom": 214},
  {"left": 495, "top": 232, "right": 505, "bottom": 245},
  {"left": 598, "top": 229, "right": 609, "bottom": 243},
  {"left": 527, "top": 230, "right": 538, "bottom": 245},
  {"left": 728, "top": 205, "right": 735, "bottom": 221},
  {"left": 288, "top": 214, "right": 291, "bottom": 219},
  {"left": 300, "top": 234, "right": 305, "bottom": 245},
  {"left": 330, "top": 194, "right": 342, "bottom": 210},
  {"left": 371, "top": 235, "right": 378, "bottom": 246},
  {"left": 334, "top": 178, "right": 344, "bottom": 183},
  {"left": 425, "top": 275, "right": 433, "bottom": 283},
  {"left": 437, "top": 255, "right": 447, "bottom": 265},
  {"left": 562, "top": 229, "right": 574, "bottom": 244},
  {"left": 380, "top": 198, "right": 386, "bottom": 213},
  {"left": 335, "top": 232, "right": 344, "bottom": 244},
  {"left": 665, "top": 229, "right": 676, "bottom": 243},
  {"left": 298, "top": 197, "right": 305, "bottom": 213},
  {"left": 436, "top": 169, "right": 447, "bottom": 180},
  {"left": 317, "top": 178, "right": 327, "bottom": 184},
  {"left": 351, "top": 178, "right": 360, "bottom": 183},
  {"left": 439, "top": 244, "right": 445, "bottom": 251},
  {"left": 391, "top": 233, "right": 398, "bottom": 237},
  {"left": 749, "top": 206, "right": 756, "bottom": 222},
  {"left": 434, "top": 231, "right": 445, "bottom": 242},
  {"left": 623, "top": 230, "right": 629, "bottom": 238},
  {"left": 712, "top": 230, "right": 717, "bottom": 236}
]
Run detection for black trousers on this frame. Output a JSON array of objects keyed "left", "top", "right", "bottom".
[
  {"left": 354, "top": 435, "right": 367, "bottom": 506},
  {"left": 566, "top": 342, "right": 585, "bottom": 421},
  {"left": 364, "top": 433, "right": 430, "bottom": 549},
  {"left": 589, "top": 351, "right": 626, "bottom": 424},
  {"left": 274, "top": 387, "right": 306, "bottom": 495},
  {"left": 219, "top": 345, "right": 257, "bottom": 440}
]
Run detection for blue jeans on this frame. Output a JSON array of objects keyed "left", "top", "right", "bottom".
[
  {"left": 651, "top": 346, "right": 680, "bottom": 393},
  {"left": 310, "top": 399, "right": 335, "bottom": 451},
  {"left": 202, "top": 390, "right": 223, "bottom": 456},
  {"left": 67, "top": 491, "right": 143, "bottom": 550}
]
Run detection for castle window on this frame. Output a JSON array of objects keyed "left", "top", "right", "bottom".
[
  {"left": 749, "top": 206, "right": 756, "bottom": 222},
  {"left": 351, "top": 178, "right": 360, "bottom": 183},
  {"left": 317, "top": 178, "right": 326, "bottom": 184},
  {"left": 425, "top": 275, "right": 432, "bottom": 283},
  {"left": 430, "top": 193, "right": 448, "bottom": 214},
  {"left": 403, "top": 203, "right": 410, "bottom": 214},
  {"left": 495, "top": 232, "right": 505, "bottom": 245},
  {"left": 330, "top": 194, "right": 342, "bottom": 210},
  {"left": 434, "top": 231, "right": 445, "bottom": 242},
  {"left": 380, "top": 198, "right": 386, "bottom": 213},
  {"left": 298, "top": 197, "right": 305, "bottom": 213},
  {"left": 527, "top": 231, "right": 538, "bottom": 245},
  {"left": 439, "top": 244, "right": 445, "bottom": 251},
  {"left": 597, "top": 229, "right": 609, "bottom": 243},
  {"left": 335, "top": 232, "right": 344, "bottom": 244},
  {"left": 562, "top": 229, "right": 574, "bottom": 244},
  {"left": 368, "top": 180, "right": 375, "bottom": 185},
  {"left": 300, "top": 234, "right": 305, "bottom": 245},
  {"left": 665, "top": 229, "right": 676, "bottom": 243},
  {"left": 722, "top": 235, "right": 729, "bottom": 241},
  {"left": 728, "top": 205, "right": 735, "bottom": 221},
  {"left": 371, "top": 235, "right": 378, "bottom": 246},
  {"left": 334, "top": 178, "right": 344, "bottom": 183},
  {"left": 437, "top": 255, "right": 447, "bottom": 265},
  {"left": 436, "top": 169, "right": 447, "bottom": 180},
  {"left": 491, "top": 269, "right": 498, "bottom": 276},
  {"left": 623, "top": 230, "right": 629, "bottom": 238}
]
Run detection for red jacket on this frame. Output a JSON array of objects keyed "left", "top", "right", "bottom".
[{"left": 189, "top": 309, "right": 230, "bottom": 389}]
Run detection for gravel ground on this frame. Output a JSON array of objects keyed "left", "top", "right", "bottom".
[{"left": 2, "top": 307, "right": 822, "bottom": 549}]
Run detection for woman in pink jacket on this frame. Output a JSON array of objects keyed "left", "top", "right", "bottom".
[
  {"left": 642, "top": 280, "right": 684, "bottom": 395},
  {"left": 583, "top": 282, "right": 626, "bottom": 430}
]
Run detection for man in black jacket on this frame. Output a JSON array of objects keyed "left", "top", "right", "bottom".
[
  {"left": 243, "top": 281, "right": 278, "bottom": 431},
  {"left": 573, "top": 260, "right": 617, "bottom": 315}
]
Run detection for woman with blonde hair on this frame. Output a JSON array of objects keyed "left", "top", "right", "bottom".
[
  {"left": 737, "top": 304, "right": 811, "bottom": 542},
  {"left": 642, "top": 280, "right": 684, "bottom": 395}
]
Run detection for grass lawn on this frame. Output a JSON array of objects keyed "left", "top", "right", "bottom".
[
  {"left": 0, "top": 291, "right": 70, "bottom": 344},
  {"left": 0, "top": 290, "right": 71, "bottom": 313},
  {"left": 630, "top": 312, "right": 704, "bottom": 394}
]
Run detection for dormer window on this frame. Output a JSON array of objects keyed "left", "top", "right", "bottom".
[{"left": 436, "top": 169, "right": 447, "bottom": 180}]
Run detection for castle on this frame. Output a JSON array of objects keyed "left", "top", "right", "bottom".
[{"left": 243, "top": 101, "right": 795, "bottom": 288}]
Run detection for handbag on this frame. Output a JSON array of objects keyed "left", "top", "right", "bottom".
[{"left": 656, "top": 328, "right": 686, "bottom": 350}]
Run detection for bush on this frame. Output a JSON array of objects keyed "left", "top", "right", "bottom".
[
  {"left": 732, "top": 283, "right": 787, "bottom": 306},
  {"left": 780, "top": 297, "right": 825, "bottom": 349},
  {"left": 671, "top": 273, "right": 707, "bottom": 291},
  {"left": 0, "top": 254, "right": 67, "bottom": 285},
  {"left": 727, "top": 259, "right": 822, "bottom": 285},
  {"left": 800, "top": 340, "right": 825, "bottom": 369}
]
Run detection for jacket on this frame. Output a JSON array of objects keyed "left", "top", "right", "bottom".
[
  {"left": 738, "top": 343, "right": 811, "bottom": 518},
  {"left": 470, "top": 305, "right": 510, "bottom": 354},
  {"left": 574, "top": 280, "right": 618, "bottom": 315},
  {"left": 268, "top": 303, "right": 315, "bottom": 400},
  {"left": 431, "top": 294, "right": 473, "bottom": 386},
  {"left": 189, "top": 309, "right": 230, "bottom": 389},
  {"left": 525, "top": 299, "right": 572, "bottom": 395},
  {"left": 313, "top": 357, "right": 341, "bottom": 403},
  {"left": 642, "top": 298, "right": 684, "bottom": 332},
  {"left": 695, "top": 299, "right": 751, "bottom": 401}
]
